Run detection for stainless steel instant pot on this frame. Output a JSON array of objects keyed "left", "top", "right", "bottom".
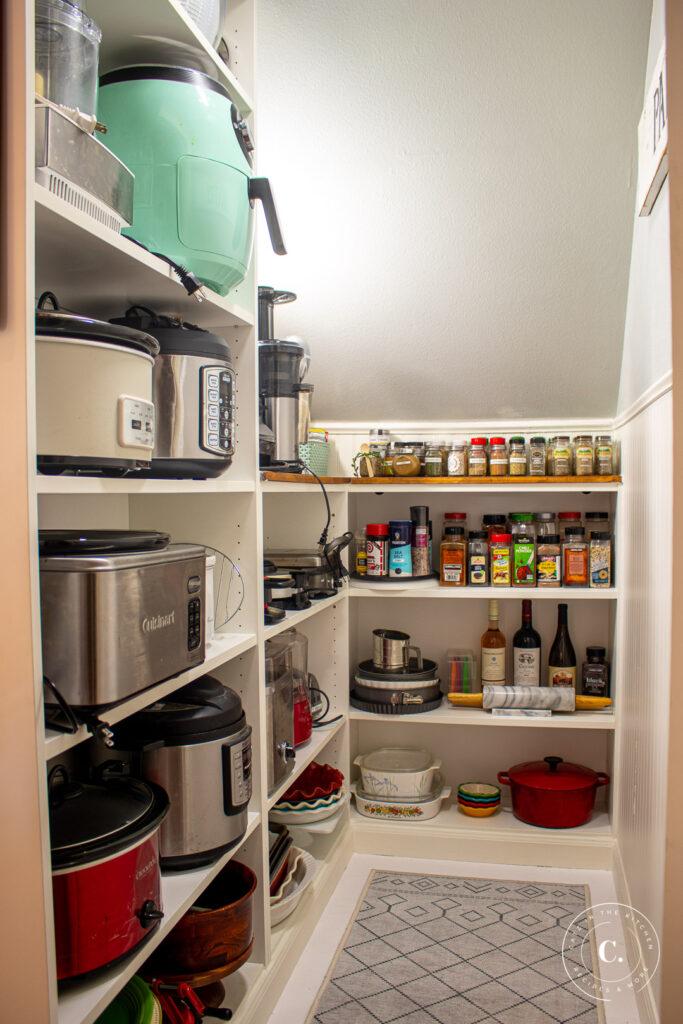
[
  {"left": 40, "top": 530, "right": 206, "bottom": 708},
  {"left": 110, "top": 676, "right": 252, "bottom": 869},
  {"left": 111, "top": 307, "right": 236, "bottom": 478}
]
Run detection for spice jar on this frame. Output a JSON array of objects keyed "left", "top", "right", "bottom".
[
  {"left": 537, "top": 534, "right": 561, "bottom": 586},
  {"left": 508, "top": 436, "right": 527, "bottom": 476},
  {"left": 468, "top": 437, "right": 488, "bottom": 477},
  {"left": 585, "top": 511, "right": 611, "bottom": 535},
  {"left": 489, "top": 437, "right": 509, "bottom": 477},
  {"left": 366, "top": 523, "right": 389, "bottom": 577},
  {"left": 444, "top": 511, "right": 467, "bottom": 529},
  {"left": 440, "top": 526, "right": 466, "bottom": 587},
  {"left": 368, "top": 428, "right": 390, "bottom": 477},
  {"left": 573, "top": 435, "right": 594, "bottom": 476},
  {"left": 563, "top": 527, "right": 589, "bottom": 586},
  {"left": 534, "top": 512, "right": 557, "bottom": 537},
  {"left": 447, "top": 438, "right": 468, "bottom": 476},
  {"left": 528, "top": 436, "right": 547, "bottom": 475},
  {"left": 425, "top": 444, "right": 444, "bottom": 477},
  {"left": 490, "top": 532, "right": 512, "bottom": 587},
  {"left": 549, "top": 435, "right": 572, "bottom": 476},
  {"left": 410, "top": 506, "right": 431, "bottom": 577},
  {"left": 595, "top": 435, "right": 615, "bottom": 475},
  {"left": 589, "top": 532, "right": 612, "bottom": 588},
  {"left": 482, "top": 514, "right": 507, "bottom": 541},
  {"left": 582, "top": 646, "right": 610, "bottom": 697},
  {"left": 354, "top": 530, "right": 367, "bottom": 576},
  {"left": 389, "top": 520, "right": 413, "bottom": 577},
  {"left": 468, "top": 531, "right": 489, "bottom": 586},
  {"left": 392, "top": 446, "right": 421, "bottom": 477},
  {"left": 510, "top": 514, "right": 536, "bottom": 587},
  {"left": 558, "top": 511, "right": 582, "bottom": 539}
]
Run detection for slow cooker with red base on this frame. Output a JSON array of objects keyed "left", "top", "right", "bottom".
[{"left": 48, "top": 764, "right": 169, "bottom": 981}]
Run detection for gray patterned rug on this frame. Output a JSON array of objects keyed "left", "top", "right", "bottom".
[{"left": 307, "top": 871, "right": 602, "bottom": 1024}]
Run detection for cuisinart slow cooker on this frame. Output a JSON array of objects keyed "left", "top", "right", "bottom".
[{"left": 111, "top": 676, "right": 252, "bottom": 869}]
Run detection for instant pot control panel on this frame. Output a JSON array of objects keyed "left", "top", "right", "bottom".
[
  {"left": 187, "top": 574, "right": 202, "bottom": 652},
  {"left": 200, "top": 365, "right": 235, "bottom": 457}
]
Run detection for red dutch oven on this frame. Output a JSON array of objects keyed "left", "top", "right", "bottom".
[
  {"left": 49, "top": 764, "right": 169, "bottom": 981},
  {"left": 497, "top": 756, "right": 609, "bottom": 828}
]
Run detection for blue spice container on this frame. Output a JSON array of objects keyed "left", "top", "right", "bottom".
[{"left": 389, "top": 520, "right": 413, "bottom": 577}]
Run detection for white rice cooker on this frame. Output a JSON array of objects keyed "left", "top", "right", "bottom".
[{"left": 36, "top": 292, "right": 159, "bottom": 475}]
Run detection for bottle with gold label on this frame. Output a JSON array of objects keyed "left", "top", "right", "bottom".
[{"left": 481, "top": 599, "right": 507, "bottom": 684}]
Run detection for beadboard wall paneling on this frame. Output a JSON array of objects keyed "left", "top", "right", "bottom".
[{"left": 614, "top": 390, "right": 672, "bottom": 1014}]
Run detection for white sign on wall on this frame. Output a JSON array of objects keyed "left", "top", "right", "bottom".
[{"left": 637, "top": 42, "right": 668, "bottom": 216}]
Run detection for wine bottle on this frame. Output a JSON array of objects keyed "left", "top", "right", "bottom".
[
  {"left": 481, "top": 599, "right": 506, "bottom": 684},
  {"left": 548, "top": 602, "right": 576, "bottom": 687},
  {"left": 513, "top": 599, "right": 541, "bottom": 685}
]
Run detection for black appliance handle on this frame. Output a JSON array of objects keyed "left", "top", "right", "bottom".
[
  {"left": 138, "top": 899, "right": 164, "bottom": 929},
  {"left": 248, "top": 178, "right": 287, "bottom": 255},
  {"left": 37, "top": 291, "right": 60, "bottom": 311}
]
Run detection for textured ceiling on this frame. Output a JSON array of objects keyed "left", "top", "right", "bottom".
[{"left": 256, "top": 0, "right": 651, "bottom": 422}]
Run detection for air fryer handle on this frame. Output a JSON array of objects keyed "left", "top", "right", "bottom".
[{"left": 249, "top": 177, "right": 287, "bottom": 255}]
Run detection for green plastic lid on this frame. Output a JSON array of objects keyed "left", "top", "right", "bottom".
[{"left": 509, "top": 513, "right": 534, "bottom": 523}]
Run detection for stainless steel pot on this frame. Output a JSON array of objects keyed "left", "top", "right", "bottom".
[{"left": 372, "top": 629, "right": 423, "bottom": 672}]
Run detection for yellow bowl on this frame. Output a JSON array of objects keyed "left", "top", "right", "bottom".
[{"left": 458, "top": 802, "right": 500, "bottom": 818}]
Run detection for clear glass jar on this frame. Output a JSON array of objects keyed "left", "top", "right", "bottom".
[
  {"left": 368, "top": 428, "right": 390, "bottom": 476},
  {"left": 425, "top": 444, "right": 444, "bottom": 477},
  {"left": 392, "top": 445, "right": 422, "bottom": 477},
  {"left": 595, "top": 435, "right": 615, "bottom": 475},
  {"left": 534, "top": 512, "right": 557, "bottom": 537},
  {"left": 528, "top": 436, "right": 547, "bottom": 475},
  {"left": 468, "top": 531, "right": 489, "bottom": 586},
  {"left": 447, "top": 439, "right": 468, "bottom": 476},
  {"left": 508, "top": 436, "right": 527, "bottom": 476},
  {"left": 489, "top": 437, "right": 509, "bottom": 477},
  {"left": 585, "top": 511, "right": 611, "bottom": 535},
  {"left": 468, "top": 437, "right": 488, "bottom": 476},
  {"left": 563, "top": 527, "right": 589, "bottom": 586},
  {"left": 573, "top": 435, "right": 594, "bottom": 476},
  {"left": 549, "top": 435, "right": 572, "bottom": 475}
]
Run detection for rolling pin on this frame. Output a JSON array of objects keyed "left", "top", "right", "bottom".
[{"left": 448, "top": 685, "right": 611, "bottom": 712}]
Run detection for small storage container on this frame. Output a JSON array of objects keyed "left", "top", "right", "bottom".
[
  {"left": 447, "top": 649, "right": 479, "bottom": 694},
  {"left": 353, "top": 747, "right": 441, "bottom": 798}
]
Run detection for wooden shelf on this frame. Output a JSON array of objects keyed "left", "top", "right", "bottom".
[
  {"left": 88, "top": 0, "right": 254, "bottom": 114},
  {"left": 349, "top": 706, "right": 616, "bottom": 729},
  {"left": 261, "top": 472, "right": 351, "bottom": 485},
  {"left": 266, "top": 718, "right": 346, "bottom": 810},
  {"left": 35, "top": 186, "right": 254, "bottom": 329},
  {"left": 263, "top": 590, "right": 348, "bottom": 640},
  {"left": 349, "top": 582, "right": 618, "bottom": 599},
  {"left": 45, "top": 631, "right": 258, "bottom": 759},
  {"left": 37, "top": 475, "right": 256, "bottom": 496},
  {"left": 56, "top": 811, "right": 261, "bottom": 1024},
  {"left": 351, "top": 475, "right": 622, "bottom": 486}
]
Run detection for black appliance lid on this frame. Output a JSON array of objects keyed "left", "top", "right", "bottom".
[
  {"left": 112, "top": 677, "right": 246, "bottom": 748},
  {"left": 110, "top": 307, "right": 232, "bottom": 362},
  {"left": 259, "top": 340, "right": 305, "bottom": 357},
  {"left": 48, "top": 766, "right": 169, "bottom": 869},
  {"left": 39, "top": 530, "right": 170, "bottom": 557},
  {"left": 36, "top": 293, "right": 159, "bottom": 358},
  {"left": 100, "top": 64, "right": 230, "bottom": 101}
]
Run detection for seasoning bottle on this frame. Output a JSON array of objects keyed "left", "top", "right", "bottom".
[
  {"left": 549, "top": 435, "right": 572, "bottom": 476},
  {"left": 392, "top": 445, "right": 421, "bottom": 477},
  {"left": 582, "top": 646, "right": 610, "bottom": 697},
  {"left": 537, "top": 534, "right": 562, "bottom": 587},
  {"left": 528, "top": 436, "right": 547, "bottom": 475},
  {"left": 368, "top": 428, "right": 390, "bottom": 477},
  {"left": 366, "top": 523, "right": 389, "bottom": 577},
  {"left": 508, "top": 436, "right": 527, "bottom": 476},
  {"left": 490, "top": 532, "right": 512, "bottom": 587},
  {"left": 534, "top": 511, "right": 557, "bottom": 537},
  {"left": 444, "top": 511, "right": 467, "bottom": 532},
  {"left": 354, "top": 529, "right": 367, "bottom": 576},
  {"left": 573, "top": 435, "right": 594, "bottom": 476},
  {"left": 510, "top": 514, "right": 536, "bottom": 587},
  {"left": 440, "top": 525, "right": 466, "bottom": 587},
  {"left": 468, "top": 437, "right": 488, "bottom": 476},
  {"left": 468, "top": 531, "right": 489, "bottom": 586},
  {"left": 482, "top": 514, "right": 507, "bottom": 541},
  {"left": 425, "top": 444, "right": 444, "bottom": 477},
  {"left": 563, "top": 526, "right": 589, "bottom": 586},
  {"left": 558, "top": 511, "right": 582, "bottom": 540},
  {"left": 447, "top": 438, "right": 468, "bottom": 476},
  {"left": 585, "top": 511, "right": 611, "bottom": 535},
  {"left": 595, "top": 436, "right": 615, "bottom": 475},
  {"left": 589, "top": 531, "right": 612, "bottom": 588},
  {"left": 410, "top": 505, "right": 431, "bottom": 577},
  {"left": 481, "top": 599, "right": 506, "bottom": 684},
  {"left": 489, "top": 437, "right": 509, "bottom": 477},
  {"left": 389, "top": 520, "right": 413, "bottom": 577}
]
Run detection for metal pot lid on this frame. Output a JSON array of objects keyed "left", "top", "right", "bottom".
[
  {"left": 110, "top": 306, "right": 232, "bottom": 362},
  {"left": 36, "top": 293, "right": 159, "bottom": 358},
  {"left": 48, "top": 766, "right": 168, "bottom": 868},
  {"left": 112, "top": 677, "right": 246, "bottom": 748},
  {"left": 356, "top": 658, "right": 439, "bottom": 683},
  {"left": 506, "top": 756, "right": 601, "bottom": 791},
  {"left": 39, "top": 530, "right": 170, "bottom": 557}
]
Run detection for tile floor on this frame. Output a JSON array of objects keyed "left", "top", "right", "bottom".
[{"left": 268, "top": 855, "right": 643, "bottom": 1024}]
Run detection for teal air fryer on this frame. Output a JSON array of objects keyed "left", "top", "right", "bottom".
[{"left": 97, "top": 66, "right": 285, "bottom": 295}]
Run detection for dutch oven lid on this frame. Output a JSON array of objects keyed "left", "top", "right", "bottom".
[
  {"left": 112, "top": 677, "right": 246, "bottom": 749},
  {"left": 48, "top": 765, "right": 169, "bottom": 869},
  {"left": 36, "top": 293, "right": 159, "bottom": 358},
  {"left": 110, "top": 306, "right": 232, "bottom": 362},
  {"left": 507, "top": 756, "right": 600, "bottom": 791},
  {"left": 39, "top": 530, "right": 170, "bottom": 557}
]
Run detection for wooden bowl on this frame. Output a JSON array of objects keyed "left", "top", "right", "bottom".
[{"left": 147, "top": 861, "right": 257, "bottom": 976}]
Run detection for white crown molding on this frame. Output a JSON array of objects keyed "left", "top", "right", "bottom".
[{"left": 613, "top": 370, "right": 673, "bottom": 430}]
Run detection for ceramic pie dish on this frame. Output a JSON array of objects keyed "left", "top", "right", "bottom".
[
  {"left": 281, "top": 763, "right": 345, "bottom": 803},
  {"left": 269, "top": 789, "right": 348, "bottom": 825}
]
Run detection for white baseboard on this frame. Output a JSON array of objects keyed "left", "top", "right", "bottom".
[{"left": 613, "top": 841, "right": 660, "bottom": 1024}]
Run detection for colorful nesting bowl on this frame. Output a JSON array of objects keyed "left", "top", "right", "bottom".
[{"left": 457, "top": 782, "right": 500, "bottom": 817}]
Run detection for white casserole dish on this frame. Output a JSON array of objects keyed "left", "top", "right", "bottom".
[
  {"left": 351, "top": 779, "right": 451, "bottom": 822},
  {"left": 354, "top": 747, "right": 441, "bottom": 798}
]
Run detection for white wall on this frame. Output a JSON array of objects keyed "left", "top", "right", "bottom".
[{"left": 257, "top": 0, "right": 650, "bottom": 422}]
